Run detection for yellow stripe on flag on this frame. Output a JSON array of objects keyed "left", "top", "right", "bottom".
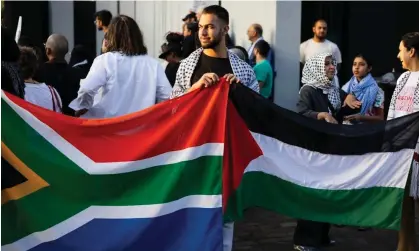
[{"left": 1, "top": 142, "right": 49, "bottom": 205}]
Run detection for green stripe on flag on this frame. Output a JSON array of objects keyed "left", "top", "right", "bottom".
[
  {"left": 224, "top": 172, "right": 404, "bottom": 230},
  {"left": 1, "top": 99, "right": 222, "bottom": 245}
]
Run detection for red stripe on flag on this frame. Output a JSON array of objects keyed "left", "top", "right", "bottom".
[
  {"left": 222, "top": 100, "right": 263, "bottom": 211},
  {"left": 4, "top": 81, "right": 229, "bottom": 162}
]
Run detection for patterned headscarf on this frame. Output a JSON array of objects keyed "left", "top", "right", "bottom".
[{"left": 301, "top": 52, "right": 341, "bottom": 110}]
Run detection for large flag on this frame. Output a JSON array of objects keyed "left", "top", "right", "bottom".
[
  {"left": 2, "top": 80, "right": 419, "bottom": 250},
  {"left": 224, "top": 84, "right": 419, "bottom": 230},
  {"left": 1, "top": 84, "right": 228, "bottom": 251}
]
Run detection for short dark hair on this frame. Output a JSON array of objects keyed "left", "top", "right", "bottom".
[
  {"left": 254, "top": 40, "right": 271, "bottom": 58},
  {"left": 105, "top": 15, "right": 147, "bottom": 56},
  {"left": 94, "top": 10, "right": 113, "bottom": 26},
  {"left": 202, "top": 5, "right": 229, "bottom": 24},
  {"left": 18, "top": 46, "right": 38, "bottom": 79},
  {"left": 354, "top": 53, "right": 373, "bottom": 67},
  {"left": 402, "top": 32, "right": 419, "bottom": 58},
  {"left": 313, "top": 19, "right": 327, "bottom": 27}
]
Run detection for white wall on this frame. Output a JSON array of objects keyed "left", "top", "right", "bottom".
[
  {"left": 49, "top": 0, "right": 74, "bottom": 62},
  {"left": 221, "top": 1, "right": 276, "bottom": 50}
]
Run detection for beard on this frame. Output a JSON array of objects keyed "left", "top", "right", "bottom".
[
  {"left": 97, "top": 26, "right": 103, "bottom": 31},
  {"left": 200, "top": 34, "right": 223, "bottom": 49},
  {"left": 315, "top": 33, "right": 326, "bottom": 39}
]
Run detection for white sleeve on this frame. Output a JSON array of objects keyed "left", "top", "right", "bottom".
[
  {"left": 299, "top": 42, "right": 306, "bottom": 63},
  {"left": 333, "top": 44, "right": 342, "bottom": 64},
  {"left": 68, "top": 56, "right": 107, "bottom": 111},
  {"left": 156, "top": 64, "right": 172, "bottom": 103}
]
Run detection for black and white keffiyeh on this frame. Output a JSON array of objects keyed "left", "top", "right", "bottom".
[{"left": 301, "top": 52, "right": 341, "bottom": 111}]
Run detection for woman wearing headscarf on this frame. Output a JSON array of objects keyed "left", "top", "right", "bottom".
[{"left": 294, "top": 52, "right": 361, "bottom": 251}]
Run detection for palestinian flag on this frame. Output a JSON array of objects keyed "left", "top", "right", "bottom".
[
  {"left": 224, "top": 83, "right": 419, "bottom": 230},
  {"left": 2, "top": 79, "right": 419, "bottom": 251}
]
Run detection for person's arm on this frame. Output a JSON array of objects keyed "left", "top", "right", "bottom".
[
  {"left": 298, "top": 86, "right": 338, "bottom": 123},
  {"left": 253, "top": 64, "right": 268, "bottom": 90},
  {"left": 156, "top": 64, "right": 173, "bottom": 103},
  {"left": 68, "top": 56, "right": 107, "bottom": 112},
  {"left": 297, "top": 86, "right": 319, "bottom": 119},
  {"left": 345, "top": 89, "right": 385, "bottom": 123}
]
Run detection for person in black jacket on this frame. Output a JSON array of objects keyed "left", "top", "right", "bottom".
[
  {"left": 35, "top": 34, "right": 82, "bottom": 116},
  {"left": 294, "top": 52, "right": 361, "bottom": 251},
  {"left": 69, "top": 44, "right": 94, "bottom": 79},
  {"left": 297, "top": 52, "right": 361, "bottom": 125},
  {"left": 1, "top": 26, "right": 25, "bottom": 98}
]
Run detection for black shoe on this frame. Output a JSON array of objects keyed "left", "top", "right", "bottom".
[{"left": 293, "top": 245, "right": 321, "bottom": 251}]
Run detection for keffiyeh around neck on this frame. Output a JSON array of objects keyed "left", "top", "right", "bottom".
[
  {"left": 344, "top": 73, "right": 378, "bottom": 115},
  {"left": 301, "top": 52, "right": 341, "bottom": 111}
]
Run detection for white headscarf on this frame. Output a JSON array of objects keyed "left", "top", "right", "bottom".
[{"left": 301, "top": 52, "right": 341, "bottom": 111}]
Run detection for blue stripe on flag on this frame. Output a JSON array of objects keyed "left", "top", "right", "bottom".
[{"left": 29, "top": 208, "right": 223, "bottom": 251}]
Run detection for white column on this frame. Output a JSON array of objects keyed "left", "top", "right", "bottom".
[
  {"left": 135, "top": 1, "right": 208, "bottom": 58},
  {"left": 273, "top": 0, "right": 302, "bottom": 111},
  {"left": 119, "top": 1, "right": 135, "bottom": 18},
  {"left": 134, "top": 1, "right": 157, "bottom": 57},
  {"left": 95, "top": 1, "right": 118, "bottom": 56},
  {"left": 48, "top": 0, "right": 74, "bottom": 62}
]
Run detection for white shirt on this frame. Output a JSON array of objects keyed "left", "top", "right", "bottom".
[
  {"left": 393, "top": 71, "right": 419, "bottom": 118},
  {"left": 69, "top": 52, "right": 172, "bottom": 119},
  {"left": 300, "top": 39, "right": 342, "bottom": 64},
  {"left": 24, "top": 83, "right": 62, "bottom": 112}
]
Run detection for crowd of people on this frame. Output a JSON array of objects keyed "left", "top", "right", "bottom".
[{"left": 1, "top": 3, "right": 418, "bottom": 251}]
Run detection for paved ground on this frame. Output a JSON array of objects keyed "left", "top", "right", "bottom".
[{"left": 233, "top": 208, "right": 419, "bottom": 251}]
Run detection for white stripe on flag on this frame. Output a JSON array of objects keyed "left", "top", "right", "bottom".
[
  {"left": 2, "top": 92, "right": 223, "bottom": 175},
  {"left": 249, "top": 132, "right": 413, "bottom": 190},
  {"left": 2, "top": 195, "right": 222, "bottom": 251}
]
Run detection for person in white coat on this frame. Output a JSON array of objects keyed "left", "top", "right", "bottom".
[{"left": 70, "top": 15, "right": 172, "bottom": 118}]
